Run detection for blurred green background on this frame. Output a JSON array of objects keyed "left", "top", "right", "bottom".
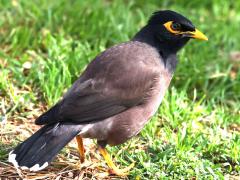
[{"left": 0, "top": 0, "right": 239, "bottom": 179}]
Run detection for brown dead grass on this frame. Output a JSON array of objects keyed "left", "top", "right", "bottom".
[{"left": 0, "top": 108, "right": 128, "bottom": 180}]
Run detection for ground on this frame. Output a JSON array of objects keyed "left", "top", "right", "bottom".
[{"left": 0, "top": 0, "right": 239, "bottom": 179}]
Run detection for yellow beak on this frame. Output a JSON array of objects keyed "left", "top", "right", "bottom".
[{"left": 190, "top": 28, "right": 208, "bottom": 41}]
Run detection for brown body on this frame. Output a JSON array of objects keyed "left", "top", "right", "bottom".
[{"left": 75, "top": 41, "right": 175, "bottom": 145}]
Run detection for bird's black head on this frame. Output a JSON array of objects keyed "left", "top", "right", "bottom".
[{"left": 134, "top": 10, "right": 208, "bottom": 54}]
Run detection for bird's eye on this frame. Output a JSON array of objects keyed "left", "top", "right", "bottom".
[{"left": 171, "top": 22, "right": 181, "bottom": 31}]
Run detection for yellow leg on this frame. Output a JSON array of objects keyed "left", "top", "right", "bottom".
[
  {"left": 98, "top": 146, "right": 134, "bottom": 176},
  {"left": 76, "top": 135, "right": 85, "bottom": 163}
]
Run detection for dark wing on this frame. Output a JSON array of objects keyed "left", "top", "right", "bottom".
[{"left": 35, "top": 42, "right": 161, "bottom": 125}]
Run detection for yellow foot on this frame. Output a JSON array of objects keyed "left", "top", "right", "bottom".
[
  {"left": 108, "top": 162, "right": 135, "bottom": 176},
  {"left": 76, "top": 135, "right": 85, "bottom": 163},
  {"left": 98, "top": 145, "right": 134, "bottom": 176}
]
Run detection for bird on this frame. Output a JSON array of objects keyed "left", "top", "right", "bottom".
[{"left": 8, "top": 10, "right": 208, "bottom": 176}]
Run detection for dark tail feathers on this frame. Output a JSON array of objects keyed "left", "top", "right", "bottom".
[{"left": 9, "top": 123, "right": 81, "bottom": 171}]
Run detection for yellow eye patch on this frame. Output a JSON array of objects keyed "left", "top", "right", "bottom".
[
  {"left": 163, "top": 21, "right": 208, "bottom": 41},
  {"left": 163, "top": 21, "right": 181, "bottom": 34}
]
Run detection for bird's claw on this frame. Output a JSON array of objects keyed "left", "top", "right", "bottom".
[{"left": 108, "top": 162, "right": 135, "bottom": 176}]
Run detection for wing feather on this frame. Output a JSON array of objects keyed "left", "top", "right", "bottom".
[{"left": 35, "top": 42, "right": 160, "bottom": 125}]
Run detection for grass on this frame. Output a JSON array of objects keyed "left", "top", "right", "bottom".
[{"left": 0, "top": 0, "right": 239, "bottom": 179}]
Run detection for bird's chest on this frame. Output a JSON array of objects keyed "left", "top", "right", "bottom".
[
  {"left": 126, "top": 71, "right": 173, "bottom": 139},
  {"left": 144, "top": 71, "right": 172, "bottom": 119}
]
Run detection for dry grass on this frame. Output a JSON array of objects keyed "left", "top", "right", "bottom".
[{"left": 0, "top": 106, "right": 129, "bottom": 180}]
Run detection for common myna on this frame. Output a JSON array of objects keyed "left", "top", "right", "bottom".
[{"left": 9, "top": 10, "right": 208, "bottom": 175}]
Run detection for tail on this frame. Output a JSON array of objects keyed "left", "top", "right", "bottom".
[{"left": 8, "top": 123, "right": 81, "bottom": 171}]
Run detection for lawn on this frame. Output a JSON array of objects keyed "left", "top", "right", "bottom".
[{"left": 0, "top": 0, "right": 239, "bottom": 179}]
